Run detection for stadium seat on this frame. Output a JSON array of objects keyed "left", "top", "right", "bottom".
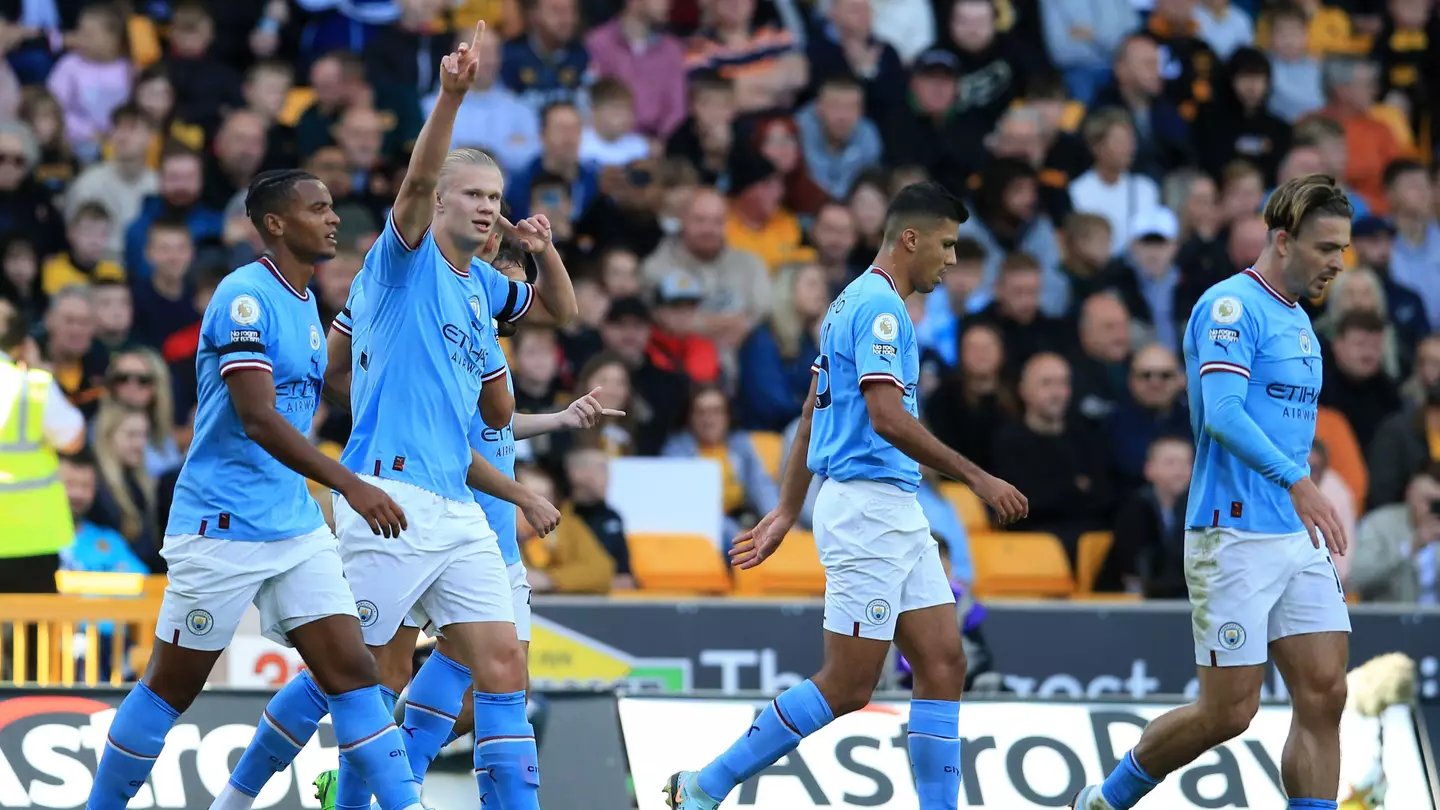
[
  {"left": 968, "top": 532, "right": 1074, "bottom": 598},
  {"left": 748, "top": 431, "right": 785, "bottom": 480},
  {"left": 627, "top": 533, "right": 732, "bottom": 595},
  {"left": 939, "top": 482, "right": 989, "bottom": 533},
  {"left": 732, "top": 530, "right": 826, "bottom": 596},
  {"left": 1074, "top": 531, "right": 1114, "bottom": 595}
]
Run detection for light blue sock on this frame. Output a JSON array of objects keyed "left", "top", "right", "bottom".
[
  {"left": 86, "top": 682, "right": 180, "bottom": 810},
  {"left": 908, "top": 699, "right": 962, "bottom": 809},
  {"left": 330, "top": 686, "right": 418, "bottom": 810},
  {"left": 335, "top": 687, "right": 401, "bottom": 810},
  {"left": 474, "top": 691, "right": 540, "bottom": 810},
  {"left": 1100, "top": 749, "right": 1161, "bottom": 809},
  {"left": 1288, "top": 800, "right": 1338, "bottom": 809},
  {"left": 402, "top": 651, "right": 472, "bottom": 786},
  {"left": 229, "top": 671, "right": 329, "bottom": 796},
  {"left": 696, "top": 679, "right": 835, "bottom": 801}
]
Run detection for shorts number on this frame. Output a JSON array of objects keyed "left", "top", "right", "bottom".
[{"left": 815, "top": 354, "right": 832, "bottom": 410}]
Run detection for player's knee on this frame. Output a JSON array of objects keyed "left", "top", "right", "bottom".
[
  {"left": 313, "top": 646, "right": 384, "bottom": 694},
  {"left": 379, "top": 653, "right": 414, "bottom": 693},
  {"left": 1202, "top": 693, "right": 1261, "bottom": 742},
  {"left": 471, "top": 634, "right": 526, "bottom": 692},
  {"left": 1292, "top": 671, "right": 1347, "bottom": 728},
  {"left": 911, "top": 643, "right": 967, "bottom": 697}
]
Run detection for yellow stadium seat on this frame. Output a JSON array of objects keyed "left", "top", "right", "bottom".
[
  {"left": 627, "top": 533, "right": 732, "bottom": 595},
  {"left": 733, "top": 530, "right": 826, "bottom": 596},
  {"left": 1074, "top": 531, "right": 1113, "bottom": 594},
  {"left": 749, "top": 431, "right": 785, "bottom": 480},
  {"left": 279, "top": 88, "right": 317, "bottom": 127},
  {"left": 55, "top": 571, "right": 146, "bottom": 596},
  {"left": 939, "top": 482, "right": 989, "bottom": 533},
  {"left": 969, "top": 532, "right": 1074, "bottom": 598}
]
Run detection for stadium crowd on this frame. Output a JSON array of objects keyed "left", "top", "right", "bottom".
[{"left": 2, "top": 0, "right": 1440, "bottom": 605}]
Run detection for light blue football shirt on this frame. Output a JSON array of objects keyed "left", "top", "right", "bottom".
[
  {"left": 167, "top": 257, "right": 328, "bottom": 541},
  {"left": 808, "top": 266, "right": 922, "bottom": 493},
  {"left": 1184, "top": 268, "right": 1319, "bottom": 534},
  {"left": 341, "top": 217, "right": 533, "bottom": 502}
]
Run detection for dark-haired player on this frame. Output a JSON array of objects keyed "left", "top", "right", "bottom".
[
  {"left": 664, "top": 182, "right": 1029, "bottom": 810},
  {"left": 86, "top": 169, "right": 423, "bottom": 810},
  {"left": 1071, "top": 177, "right": 1353, "bottom": 810}
]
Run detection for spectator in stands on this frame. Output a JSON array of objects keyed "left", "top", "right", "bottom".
[
  {"left": 928, "top": 322, "right": 1017, "bottom": 472},
  {"left": 918, "top": 238, "right": 987, "bottom": 366},
  {"left": 662, "top": 384, "right": 780, "bottom": 541},
  {"left": 1384, "top": 160, "right": 1440, "bottom": 325},
  {"left": 1105, "top": 207, "right": 1184, "bottom": 352},
  {"left": 101, "top": 347, "right": 181, "bottom": 478},
  {"left": 45, "top": 3, "right": 130, "bottom": 162},
  {"left": 1351, "top": 216, "right": 1432, "bottom": 353},
  {"left": 1310, "top": 438, "right": 1358, "bottom": 581},
  {"left": 89, "top": 402, "right": 162, "bottom": 573},
  {"left": 1372, "top": 0, "right": 1436, "bottom": 144},
  {"left": 1368, "top": 334, "right": 1440, "bottom": 508},
  {"left": 1194, "top": 48, "right": 1291, "bottom": 184},
  {"left": 563, "top": 446, "right": 635, "bottom": 589},
  {"left": 1318, "top": 58, "right": 1405, "bottom": 213},
  {"left": 363, "top": 0, "right": 452, "bottom": 103},
  {"left": 315, "top": 248, "right": 361, "bottom": 330},
  {"left": 1262, "top": 6, "right": 1324, "bottom": 125},
  {"left": 584, "top": 0, "right": 688, "bottom": 139},
  {"left": 1091, "top": 36, "right": 1192, "bottom": 180},
  {"left": 503, "top": 0, "right": 590, "bottom": 114},
  {"left": 203, "top": 110, "right": 267, "bottom": 210},
  {"left": 1290, "top": 117, "right": 1372, "bottom": 219},
  {"left": 519, "top": 460, "right": 617, "bottom": 594},
  {"left": 1321, "top": 309, "right": 1402, "bottom": 450},
  {"left": 880, "top": 49, "right": 974, "bottom": 197},
  {"left": 161, "top": 3, "right": 244, "bottom": 137},
  {"left": 991, "top": 352, "right": 1114, "bottom": 550},
  {"left": 845, "top": 169, "right": 888, "bottom": 266},
  {"left": 805, "top": 0, "right": 906, "bottom": 119},
  {"left": 295, "top": 52, "right": 367, "bottom": 157},
  {"left": 509, "top": 101, "right": 599, "bottom": 221},
  {"left": 1195, "top": 0, "right": 1255, "bottom": 60},
  {"left": 1317, "top": 267, "right": 1404, "bottom": 380},
  {"left": 332, "top": 105, "right": 395, "bottom": 215},
  {"left": 982, "top": 105, "right": 1074, "bottom": 227},
  {"left": 665, "top": 71, "right": 737, "bottom": 186},
  {"left": 42, "top": 203, "right": 124, "bottom": 296},
  {"left": 1225, "top": 215, "right": 1269, "bottom": 275},
  {"left": 795, "top": 76, "right": 883, "bottom": 203},
  {"left": 91, "top": 279, "right": 132, "bottom": 350},
  {"left": 1, "top": 236, "right": 43, "bottom": 323},
  {"left": 1105, "top": 344, "right": 1190, "bottom": 494},
  {"left": 580, "top": 340, "right": 668, "bottom": 456},
  {"left": 129, "top": 66, "right": 204, "bottom": 165},
  {"left": 422, "top": 25, "right": 538, "bottom": 175},
  {"left": 1110, "top": 435, "right": 1192, "bottom": 597},
  {"left": 37, "top": 287, "right": 108, "bottom": 415},
  {"left": 0, "top": 120, "right": 65, "bottom": 257},
  {"left": 1350, "top": 463, "right": 1440, "bottom": 603},
  {"left": 20, "top": 88, "right": 80, "bottom": 197},
  {"left": 750, "top": 115, "right": 829, "bottom": 218},
  {"left": 686, "top": 0, "right": 806, "bottom": 113},
  {"left": 511, "top": 327, "right": 568, "bottom": 466},
  {"left": 1071, "top": 108, "right": 1164, "bottom": 255},
  {"left": 642, "top": 187, "right": 771, "bottom": 349},
  {"left": 1142, "top": 0, "right": 1220, "bottom": 119},
  {"left": 1219, "top": 158, "right": 1267, "bottom": 225},
  {"left": 580, "top": 78, "right": 649, "bottom": 168},
  {"left": 971, "top": 252, "right": 1069, "bottom": 371},
  {"left": 1040, "top": 0, "right": 1137, "bottom": 104},
  {"left": 124, "top": 145, "right": 223, "bottom": 278},
  {"left": 1166, "top": 170, "right": 1228, "bottom": 295},
  {"left": 647, "top": 269, "right": 721, "bottom": 384},
  {"left": 58, "top": 449, "right": 148, "bottom": 575},
  {"left": 723, "top": 149, "right": 807, "bottom": 273},
  {"left": 1055, "top": 213, "right": 1113, "bottom": 320},
  {"left": 944, "top": 0, "right": 1034, "bottom": 135},
  {"left": 1069, "top": 291, "right": 1133, "bottom": 423},
  {"left": 736, "top": 263, "right": 827, "bottom": 431},
  {"left": 964, "top": 159, "right": 1064, "bottom": 314},
  {"left": 65, "top": 103, "right": 156, "bottom": 258}
]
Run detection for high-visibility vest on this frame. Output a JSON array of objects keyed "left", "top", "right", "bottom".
[{"left": 0, "top": 358, "right": 74, "bottom": 557}]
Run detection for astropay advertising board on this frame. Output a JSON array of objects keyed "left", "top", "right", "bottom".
[{"left": 620, "top": 697, "right": 1438, "bottom": 809}]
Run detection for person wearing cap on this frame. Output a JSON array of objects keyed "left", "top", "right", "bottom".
[
  {"left": 878, "top": 47, "right": 982, "bottom": 195},
  {"left": 723, "top": 149, "right": 810, "bottom": 273},
  {"left": 795, "top": 75, "right": 884, "bottom": 201},
  {"left": 1350, "top": 213, "right": 1431, "bottom": 349},
  {"left": 1040, "top": 0, "right": 1138, "bottom": 105},
  {"left": 647, "top": 269, "right": 721, "bottom": 384},
  {"left": 1103, "top": 206, "right": 1185, "bottom": 353}
]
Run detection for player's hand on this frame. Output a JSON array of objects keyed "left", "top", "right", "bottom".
[
  {"left": 499, "top": 215, "right": 553, "bottom": 253},
  {"left": 342, "top": 481, "right": 408, "bottom": 538},
  {"left": 439, "top": 20, "right": 485, "bottom": 96},
  {"left": 972, "top": 474, "right": 1029, "bottom": 526},
  {"left": 1290, "top": 476, "right": 1348, "bottom": 556},
  {"left": 521, "top": 493, "right": 561, "bottom": 537},
  {"left": 560, "top": 387, "right": 626, "bottom": 430},
  {"left": 729, "top": 508, "right": 795, "bottom": 569}
]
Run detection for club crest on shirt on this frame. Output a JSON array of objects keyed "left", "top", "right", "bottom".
[
  {"left": 469, "top": 295, "right": 483, "bottom": 319},
  {"left": 231, "top": 295, "right": 261, "bottom": 325},
  {"left": 1211, "top": 296, "right": 1242, "bottom": 325},
  {"left": 872, "top": 313, "right": 899, "bottom": 341},
  {"left": 1298, "top": 329, "right": 1313, "bottom": 355},
  {"left": 309, "top": 324, "right": 321, "bottom": 350}
]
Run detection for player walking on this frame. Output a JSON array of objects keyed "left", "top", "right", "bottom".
[
  {"left": 86, "top": 169, "right": 422, "bottom": 810},
  {"left": 664, "top": 182, "right": 1028, "bottom": 810},
  {"left": 1070, "top": 176, "right": 1353, "bottom": 810}
]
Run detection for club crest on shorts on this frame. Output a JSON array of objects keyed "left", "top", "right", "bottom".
[
  {"left": 469, "top": 295, "right": 483, "bottom": 319},
  {"left": 1218, "top": 622, "right": 1246, "bottom": 650},
  {"left": 309, "top": 324, "right": 321, "bottom": 350},
  {"left": 186, "top": 609, "right": 214, "bottom": 636},
  {"left": 865, "top": 599, "right": 891, "bottom": 625},
  {"left": 356, "top": 600, "right": 379, "bottom": 627},
  {"left": 1298, "top": 329, "right": 1312, "bottom": 355}
]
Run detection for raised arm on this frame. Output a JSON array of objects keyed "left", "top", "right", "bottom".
[{"left": 499, "top": 215, "right": 578, "bottom": 325}]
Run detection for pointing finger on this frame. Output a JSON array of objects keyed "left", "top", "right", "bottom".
[
  {"left": 601, "top": 408, "right": 626, "bottom": 417},
  {"left": 472, "top": 19, "right": 486, "bottom": 49}
]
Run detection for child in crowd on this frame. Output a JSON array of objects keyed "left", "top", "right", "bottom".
[
  {"left": 45, "top": 3, "right": 131, "bottom": 162},
  {"left": 42, "top": 203, "right": 126, "bottom": 295},
  {"left": 581, "top": 77, "right": 651, "bottom": 167},
  {"left": 1264, "top": 5, "right": 1326, "bottom": 122}
]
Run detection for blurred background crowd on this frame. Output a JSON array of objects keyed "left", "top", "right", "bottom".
[{"left": 2, "top": 0, "right": 1440, "bottom": 608}]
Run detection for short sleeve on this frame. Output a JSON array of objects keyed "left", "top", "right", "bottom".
[
  {"left": 851, "top": 296, "right": 907, "bottom": 390},
  {"left": 331, "top": 276, "right": 362, "bottom": 336},
  {"left": 479, "top": 262, "right": 536, "bottom": 323},
  {"left": 481, "top": 327, "right": 508, "bottom": 384},
  {"left": 1194, "top": 293, "right": 1260, "bottom": 380},
  {"left": 366, "top": 212, "right": 429, "bottom": 288},
  {"left": 207, "top": 285, "right": 276, "bottom": 379}
]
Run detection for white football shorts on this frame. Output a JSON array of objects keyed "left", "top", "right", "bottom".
[
  {"left": 156, "top": 526, "right": 357, "bottom": 651},
  {"left": 407, "top": 560, "right": 532, "bottom": 643},
  {"left": 335, "top": 475, "right": 513, "bottom": 646},
  {"left": 814, "top": 478, "right": 954, "bottom": 642},
  {"left": 1186, "top": 526, "right": 1352, "bottom": 667}
]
